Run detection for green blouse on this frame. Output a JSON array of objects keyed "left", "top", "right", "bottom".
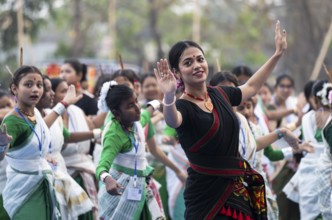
[
  {"left": 263, "top": 145, "right": 284, "bottom": 161},
  {"left": 96, "top": 112, "right": 152, "bottom": 180},
  {"left": 164, "top": 125, "right": 177, "bottom": 138},
  {"left": 2, "top": 115, "right": 35, "bottom": 150},
  {"left": 104, "top": 109, "right": 155, "bottom": 140}
]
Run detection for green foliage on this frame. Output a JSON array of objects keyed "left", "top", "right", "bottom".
[
  {"left": 0, "top": 0, "right": 281, "bottom": 72},
  {"left": 0, "top": 0, "right": 54, "bottom": 62}
]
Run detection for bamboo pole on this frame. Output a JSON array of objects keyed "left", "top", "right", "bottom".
[
  {"left": 309, "top": 20, "right": 332, "bottom": 80},
  {"left": 118, "top": 52, "right": 124, "bottom": 70},
  {"left": 16, "top": 0, "right": 24, "bottom": 66},
  {"left": 6, "top": 66, "right": 14, "bottom": 77},
  {"left": 323, "top": 64, "right": 332, "bottom": 82},
  {"left": 20, "top": 47, "right": 23, "bottom": 66},
  {"left": 215, "top": 58, "right": 221, "bottom": 72}
]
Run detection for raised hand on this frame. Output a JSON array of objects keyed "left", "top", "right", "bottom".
[
  {"left": 62, "top": 84, "right": 83, "bottom": 105},
  {"left": 274, "top": 20, "right": 287, "bottom": 57},
  {"left": 154, "top": 59, "right": 177, "bottom": 97},
  {"left": 0, "top": 124, "right": 12, "bottom": 160}
]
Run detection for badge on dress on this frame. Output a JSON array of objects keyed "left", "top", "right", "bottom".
[{"left": 127, "top": 186, "right": 142, "bottom": 201}]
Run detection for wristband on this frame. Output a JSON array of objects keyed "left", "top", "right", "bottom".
[
  {"left": 60, "top": 100, "right": 69, "bottom": 108},
  {"left": 52, "top": 102, "right": 66, "bottom": 115},
  {"left": 147, "top": 100, "right": 161, "bottom": 111},
  {"left": 275, "top": 129, "right": 284, "bottom": 139},
  {"left": 162, "top": 96, "right": 176, "bottom": 107},
  {"left": 100, "top": 172, "right": 111, "bottom": 182},
  {"left": 93, "top": 128, "right": 102, "bottom": 140}
]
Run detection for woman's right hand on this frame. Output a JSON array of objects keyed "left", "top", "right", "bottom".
[
  {"left": 105, "top": 176, "right": 123, "bottom": 195},
  {"left": 62, "top": 84, "right": 83, "bottom": 105},
  {"left": 154, "top": 59, "right": 177, "bottom": 97}
]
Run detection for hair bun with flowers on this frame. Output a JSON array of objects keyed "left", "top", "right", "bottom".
[
  {"left": 98, "top": 80, "right": 118, "bottom": 112},
  {"left": 316, "top": 82, "right": 332, "bottom": 106}
]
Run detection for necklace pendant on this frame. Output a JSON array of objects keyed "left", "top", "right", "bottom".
[
  {"left": 27, "top": 115, "right": 36, "bottom": 122},
  {"left": 205, "top": 100, "right": 213, "bottom": 112}
]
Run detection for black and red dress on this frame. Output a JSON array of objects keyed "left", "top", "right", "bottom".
[{"left": 176, "top": 86, "right": 267, "bottom": 220}]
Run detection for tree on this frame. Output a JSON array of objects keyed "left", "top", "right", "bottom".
[
  {"left": 282, "top": 0, "right": 332, "bottom": 92},
  {"left": 0, "top": 0, "right": 54, "bottom": 88}
]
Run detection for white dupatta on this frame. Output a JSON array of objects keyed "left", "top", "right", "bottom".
[{"left": 3, "top": 108, "right": 55, "bottom": 218}]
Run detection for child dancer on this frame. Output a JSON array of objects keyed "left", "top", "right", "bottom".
[
  {"left": 97, "top": 81, "right": 165, "bottom": 220},
  {"left": 0, "top": 65, "right": 80, "bottom": 219}
]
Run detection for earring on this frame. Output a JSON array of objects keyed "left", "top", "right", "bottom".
[
  {"left": 177, "top": 78, "right": 185, "bottom": 92},
  {"left": 14, "top": 96, "right": 17, "bottom": 103}
]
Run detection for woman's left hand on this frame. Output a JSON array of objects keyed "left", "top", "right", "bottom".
[{"left": 274, "top": 20, "right": 287, "bottom": 57}]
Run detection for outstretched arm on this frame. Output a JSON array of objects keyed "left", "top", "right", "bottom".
[
  {"left": 256, "top": 128, "right": 298, "bottom": 151},
  {"left": 240, "top": 20, "right": 287, "bottom": 101},
  {"left": 154, "top": 60, "right": 183, "bottom": 128}
]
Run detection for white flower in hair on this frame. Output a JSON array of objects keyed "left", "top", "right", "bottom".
[
  {"left": 98, "top": 80, "right": 118, "bottom": 112},
  {"left": 316, "top": 82, "right": 332, "bottom": 106}
]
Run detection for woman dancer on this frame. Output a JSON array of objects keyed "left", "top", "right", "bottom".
[{"left": 154, "top": 20, "right": 286, "bottom": 219}]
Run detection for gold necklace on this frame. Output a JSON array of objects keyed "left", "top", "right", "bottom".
[
  {"left": 18, "top": 108, "right": 36, "bottom": 122},
  {"left": 183, "top": 90, "right": 214, "bottom": 112}
]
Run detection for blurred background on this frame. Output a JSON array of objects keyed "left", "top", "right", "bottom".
[{"left": 0, "top": 0, "right": 331, "bottom": 93}]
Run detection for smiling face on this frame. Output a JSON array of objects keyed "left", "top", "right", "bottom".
[
  {"left": 177, "top": 47, "right": 208, "bottom": 86},
  {"left": 38, "top": 78, "right": 55, "bottom": 109},
  {"left": 11, "top": 72, "right": 44, "bottom": 109}
]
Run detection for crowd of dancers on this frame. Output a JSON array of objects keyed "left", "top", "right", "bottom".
[{"left": 0, "top": 20, "right": 332, "bottom": 220}]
